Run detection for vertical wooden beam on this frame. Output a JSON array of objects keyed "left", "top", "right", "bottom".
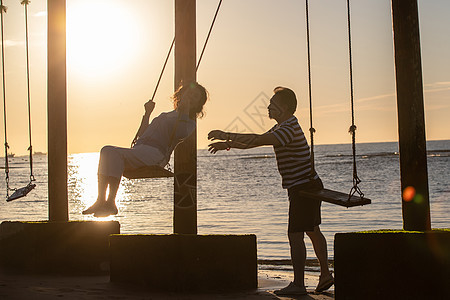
[
  {"left": 47, "top": 0, "right": 68, "bottom": 221},
  {"left": 174, "top": 0, "right": 197, "bottom": 234},
  {"left": 391, "top": 0, "right": 431, "bottom": 231}
]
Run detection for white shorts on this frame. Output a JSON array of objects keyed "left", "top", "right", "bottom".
[{"left": 98, "top": 144, "right": 167, "bottom": 178}]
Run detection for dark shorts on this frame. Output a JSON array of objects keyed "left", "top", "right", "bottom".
[{"left": 288, "top": 178, "right": 324, "bottom": 233}]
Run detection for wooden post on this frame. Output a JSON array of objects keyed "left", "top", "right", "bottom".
[
  {"left": 391, "top": 0, "right": 431, "bottom": 231},
  {"left": 47, "top": 0, "right": 68, "bottom": 221},
  {"left": 173, "top": 0, "right": 197, "bottom": 234}
]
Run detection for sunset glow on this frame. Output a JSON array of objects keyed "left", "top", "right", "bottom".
[
  {"left": 0, "top": 0, "right": 447, "bottom": 155},
  {"left": 66, "top": 1, "right": 141, "bottom": 78}
]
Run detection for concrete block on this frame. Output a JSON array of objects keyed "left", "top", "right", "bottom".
[
  {"left": 0, "top": 221, "right": 120, "bottom": 274},
  {"left": 110, "top": 234, "right": 257, "bottom": 291},
  {"left": 334, "top": 229, "right": 450, "bottom": 300}
]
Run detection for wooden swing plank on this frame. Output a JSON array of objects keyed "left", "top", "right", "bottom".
[
  {"left": 6, "top": 183, "right": 36, "bottom": 202},
  {"left": 297, "top": 188, "right": 371, "bottom": 207},
  {"left": 123, "top": 166, "right": 174, "bottom": 179}
]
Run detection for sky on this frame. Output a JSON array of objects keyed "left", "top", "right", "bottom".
[{"left": 0, "top": 0, "right": 449, "bottom": 155}]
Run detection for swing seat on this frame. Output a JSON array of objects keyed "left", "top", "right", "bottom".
[
  {"left": 298, "top": 188, "right": 371, "bottom": 207},
  {"left": 123, "top": 165, "right": 174, "bottom": 179},
  {"left": 6, "top": 183, "right": 36, "bottom": 202}
]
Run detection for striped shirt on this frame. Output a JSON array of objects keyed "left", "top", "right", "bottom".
[{"left": 268, "top": 116, "right": 319, "bottom": 189}]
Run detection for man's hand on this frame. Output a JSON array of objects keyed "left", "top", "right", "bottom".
[
  {"left": 208, "top": 130, "right": 227, "bottom": 141},
  {"left": 208, "top": 142, "right": 229, "bottom": 154},
  {"left": 144, "top": 100, "right": 156, "bottom": 115}
]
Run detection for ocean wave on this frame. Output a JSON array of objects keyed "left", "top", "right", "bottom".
[
  {"left": 240, "top": 155, "right": 275, "bottom": 160},
  {"left": 428, "top": 150, "right": 450, "bottom": 157},
  {"left": 322, "top": 149, "right": 450, "bottom": 159},
  {"left": 324, "top": 152, "right": 399, "bottom": 159},
  {"left": 258, "top": 258, "right": 334, "bottom": 269}
]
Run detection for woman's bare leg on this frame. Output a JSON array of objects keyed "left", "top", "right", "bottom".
[
  {"left": 82, "top": 174, "right": 109, "bottom": 215},
  {"left": 94, "top": 176, "right": 120, "bottom": 217}
]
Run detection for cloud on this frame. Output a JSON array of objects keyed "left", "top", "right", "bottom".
[
  {"left": 314, "top": 93, "right": 397, "bottom": 115},
  {"left": 424, "top": 86, "right": 450, "bottom": 94},
  {"left": 356, "top": 93, "right": 395, "bottom": 103},
  {"left": 424, "top": 81, "right": 450, "bottom": 88},
  {"left": 423, "top": 81, "right": 450, "bottom": 94},
  {"left": 33, "top": 11, "right": 47, "bottom": 17},
  {"left": 1, "top": 40, "right": 23, "bottom": 47},
  {"left": 425, "top": 103, "right": 450, "bottom": 111}
]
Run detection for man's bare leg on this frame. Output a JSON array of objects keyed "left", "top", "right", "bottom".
[
  {"left": 289, "top": 231, "right": 307, "bottom": 289},
  {"left": 274, "top": 232, "right": 308, "bottom": 295},
  {"left": 306, "top": 226, "right": 333, "bottom": 292}
]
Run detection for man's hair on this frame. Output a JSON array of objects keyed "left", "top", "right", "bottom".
[{"left": 273, "top": 86, "right": 297, "bottom": 114}]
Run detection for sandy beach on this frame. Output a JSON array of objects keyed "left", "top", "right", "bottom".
[{"left": 0, "top": 268, "right": 334, "bottom": 300}]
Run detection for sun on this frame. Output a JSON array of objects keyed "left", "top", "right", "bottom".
[{"left": 66, "top": 0, "right": 141, "bottom": 79}]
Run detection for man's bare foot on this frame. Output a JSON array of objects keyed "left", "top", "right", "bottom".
[
  {"left": 93, "top": 202, "right": 118, "bottom": 218},
  {"left": 82, "top": 200, "right": 105, "bottom": 215}
]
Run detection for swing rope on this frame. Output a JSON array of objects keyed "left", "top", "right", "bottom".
[
  {"left": 131, "top": 0, "right": 223, "bottom": 148},
  {"left": 0, "top": 1, "right": 36, "bottom": 202},
  {"left": 151, "top": 37, "right": 175, "bottom": 104},
  {"left": 22, "top": 0, "right": 35, "bottom": 183},
  {"left": 131, "top": 36, "right": 175, "bottom": 147},
  {"left": 0, "top": 1, "right": 12, "bottom": 197},
  {"left": 305, "top": 0, "right": 316, "bottom": 176},
  {"left": 197, "top": 0, "right": 222, "bottom": 71},
  {"left": 304, "top": 0, "right": 364, "bottom": 201},
  {"left": 346, "top": 0, "right": 363, "bottom": 199}
]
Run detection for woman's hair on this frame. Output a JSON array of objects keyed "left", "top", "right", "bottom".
[
  {"left": 172, "top": 82, "right": 209, "bottom": 118},
  {"left": 273, "top": 86, "right": 297, "bottom": 114}
]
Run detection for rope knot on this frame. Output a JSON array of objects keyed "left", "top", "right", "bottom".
[
  {"left": 309, "top": 127, "right": 316, "bottom": 134},
  {"left": 1, "top": 5, "right": 7, "bottom": 13},
  {"left": 348, "top": 125, "right": 357, "bottom": 134}
]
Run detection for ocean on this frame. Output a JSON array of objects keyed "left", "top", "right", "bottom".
[{"left": 0, "top": 140, "right": 449, "bottom": 261}]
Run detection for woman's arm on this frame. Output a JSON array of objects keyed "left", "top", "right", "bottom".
[{"left": 132, "top": 100, "right": 155, "bottom": 145}]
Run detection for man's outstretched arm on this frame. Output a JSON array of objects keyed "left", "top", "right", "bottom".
[{"left": 208, "top": 130, "right": 281, "bottom": 153}]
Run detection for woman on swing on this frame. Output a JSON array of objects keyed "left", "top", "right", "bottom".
[{"left": 83, "top": 82, "right": 208, "bottom": 217}]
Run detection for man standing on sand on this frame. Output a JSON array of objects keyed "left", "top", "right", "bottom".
[{"left": 208, "top": 87, "right": 334, "bottom": 295}]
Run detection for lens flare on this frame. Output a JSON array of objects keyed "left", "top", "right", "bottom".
[
  {"left": 402, "top": 186, "right": 416, "bottom": 202},
  {"left": 414, "top": 193, "right": 424, "bottom": 204}
]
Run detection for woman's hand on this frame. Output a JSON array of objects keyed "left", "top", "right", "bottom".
[
  {"left": 144, "top": 100, "right": 156, "bottom": 115},
  {"left": 208, "top": 142, "right": 229, "bottom": 154},
  {"left": 208, "top": 130, "right": 227, "bottom": 141}
]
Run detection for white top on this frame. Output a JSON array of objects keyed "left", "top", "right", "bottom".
[{"left": 135, "top": 110, "right": 196, "bottom": 159}]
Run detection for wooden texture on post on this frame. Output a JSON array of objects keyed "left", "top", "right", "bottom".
[
  {"left": 47, "top": 0, "right": 68, "bottom": 221},
  {"left": 174, "top": 0, "right": 197, "bottom": 234},
  {"left": 391, "top": 0, "right": 431, "bottom": 231}
]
